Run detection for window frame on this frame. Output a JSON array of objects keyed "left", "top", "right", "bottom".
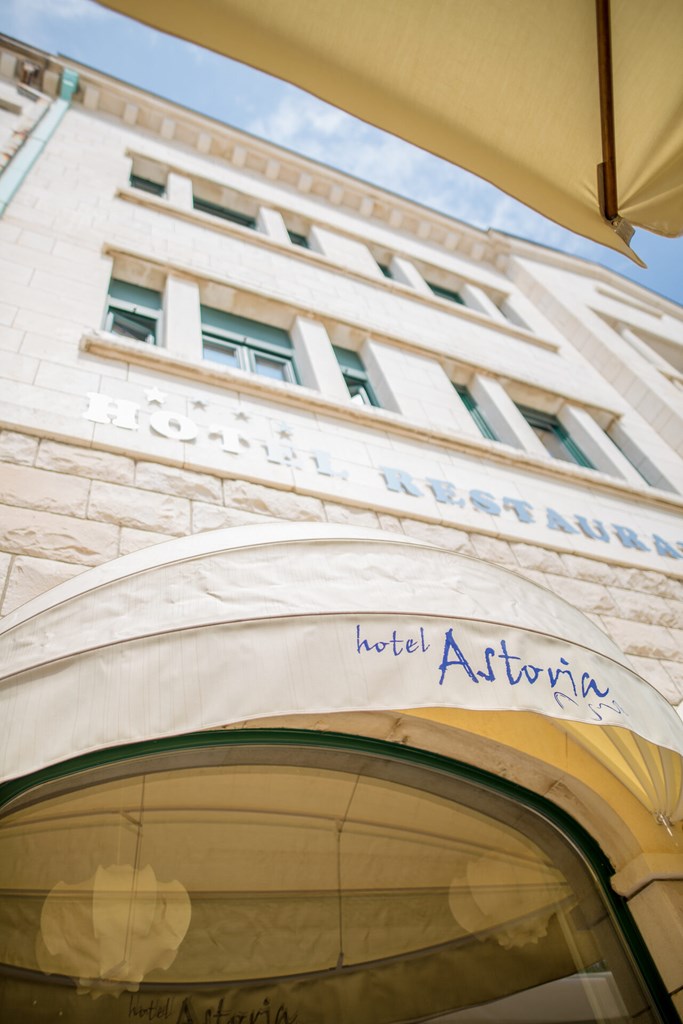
[
  {"left": 129, "top": 173, "right": 166, "bottom": 198},
  {"left": 287, "top": 229, "right": 310, "bottom": 249},
  {"left": 333, "top": 345, "right": 380, "bottom": 407},
  {"left": 104, "top": 280, "right": 162, "bottom": 347},
  {"left": 192, "top": 196, "right": 256, "bottom": 229},
  {"left": 427, "top": 281, "right": 465, "bottom": 305},
  {"left": 517, "top": 404, "right": 595, "bottom": 468},
  {"left": 454, "top": 383, "right": 498, "bottom": 441},
  {"left": 201, "top": 315, "right": 299, "bottom": 386}
]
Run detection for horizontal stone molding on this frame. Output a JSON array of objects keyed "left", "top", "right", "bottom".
[
  {"left": 116, "top": 185, "right": 559, "bottom": 353},
  {"left": 79, "top": 329, "right": 683, "bottom": 515}
]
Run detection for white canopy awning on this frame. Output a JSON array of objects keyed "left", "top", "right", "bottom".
[
  {"left": 94, "top": 0, "right": 683, "bottom": 263},
  {"left": 1, "top": 524, "right": 682, "bottom": 822}
]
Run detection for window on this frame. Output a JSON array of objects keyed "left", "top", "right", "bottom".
[
  {"left": 201, "top": 307, "right": 298, "bottom": 384},
  {"left": 377, "top": 262, "right": 393, "bottom": 279},
  {"left": 517, "top": 405, "right": 594, "bottom": 468},
  {"left": 427, "top": 281, "right": 465, "bottom": 305},
  {"left": 129, "top": 173, "right": 165, "bottom": 197},
  {"left": 287, "top": 229, "right": 310, "bottom": 249},
  {"left": 454, "top": 384, "right": 498, "bottom": 441},
  {"left": 104, "top": 280, "right": 162, "bottom": 345},
  {"left": 333, "top": 346, "right": 380, "bottom": 407},
  {"left": 192, "top": 196, "right": 256, "bottom": 229},
  {"left": 0, "top": 736, "right": 663, "bottom": 1022}
]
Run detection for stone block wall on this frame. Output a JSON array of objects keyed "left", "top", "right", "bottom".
[{"left": 2, "top": 426, "right": 682, "bottom": 711}]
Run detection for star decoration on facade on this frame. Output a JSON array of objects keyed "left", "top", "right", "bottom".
[
  {"left": 144, "top": 387, "right": 167, "bottom": 405},
  {"left": 191, "top": 398, "right": 208, "bottom": 410},
  {"left": 233, "top": 409, "right": 250, "bottom": 421},
  {"left": 275, "top": 420, "right": 294, "bottom": 439}
]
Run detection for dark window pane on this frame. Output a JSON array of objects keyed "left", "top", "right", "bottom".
[
  {"left": 109, "top": 309, "right": 157, "bottom": 345},
  {"left": 428, "top": 282, "right": 465, "bottom": 305},
  {"left": 517, "top": 405, "right": 594, "bottom": 469},
  {"left": 193, "top": 197, "right": 256, "bottom": 229},
  {"left": 129, "top": 174, "right": 165, "bottom": 197},
  {"left": 530, "top": 423, "right": 578, "bottom": 463},
  {"left": 108, "top": 280, "right": 162, "bottom": 310},
  {"left": 454, "top": 384, "right": 498, "bottom": 441},
  {"left": 287, "top": 230, "right": 309, "bottom": 248}
]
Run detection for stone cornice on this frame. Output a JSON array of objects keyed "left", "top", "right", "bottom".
[
  {"left": 105, "top": 242, "right": 619, "bottom": 418},
  {"left": 116, "top": 186, "right": 560, "bottom": 354},
  {"left": 25, "top": 47, "right": 492, "bottom": 263},
  {"left": 80, "top": 329, "right": 683, "bottom": 516},
  {"left": 491, "top": 231, "right": 683, "bottom": 322},
  {"left": 2, "top": 33, "right": 679, "bottom": 319}
]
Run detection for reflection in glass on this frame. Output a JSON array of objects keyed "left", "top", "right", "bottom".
[
  {"left": 252, "top": 353, "right": 289, "bottom": 381},
  {"left": 0, "top": 745, "right": 660, "bottom": 1022},
  {"left": 202, "top": 339, "right": 240, "bottom": 368}
]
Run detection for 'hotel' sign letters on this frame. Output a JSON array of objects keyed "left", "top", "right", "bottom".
[{"left": 84, "top": 391, "right": 683, "bottom": 562}]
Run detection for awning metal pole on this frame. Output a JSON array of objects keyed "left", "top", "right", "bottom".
[{"left": 596, "top": 0, "right": 619, "bottom": 223}]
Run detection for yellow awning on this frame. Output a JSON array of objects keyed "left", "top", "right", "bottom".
[
  {"left": 2, "top": 523, "right": 683, "bottom": 824},
  {"left": 94, "top": 0, "right": 683, "bottom": 263}
]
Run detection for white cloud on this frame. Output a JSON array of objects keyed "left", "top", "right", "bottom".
[
  {"left": 4, "top": 0, "right": 105, "bottom": 25},
  {"left": 1, "top": 0, "right": 106, "bottom": 50},
  {"left": 247, "top": 91, "right": 600, "bottom": 262}
]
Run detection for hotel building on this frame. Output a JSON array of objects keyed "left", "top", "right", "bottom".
[{"left": 1, "top": 35, "right": 683, "bottom": 1023}]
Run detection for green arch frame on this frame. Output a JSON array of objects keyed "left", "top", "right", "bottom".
[{"left": 0, "top": 727, "right": 677, "bottom": 1022}]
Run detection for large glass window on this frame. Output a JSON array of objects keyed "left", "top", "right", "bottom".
[
  {"left": 0, "top": 737, "right": 665, "bottom": 1022},
  {"left": 202, "top": 307, "right": 298, "bottom": 384},
  {"left": 105, "top": 280, "right": 162, "bottom": 345},
  {"left": 518, "top": 404, "right": 595, "bottom": 468}
]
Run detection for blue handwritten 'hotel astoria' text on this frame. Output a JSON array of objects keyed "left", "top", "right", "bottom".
[{"left": 356, "top": 624, "right": 624, "bottom": 723}]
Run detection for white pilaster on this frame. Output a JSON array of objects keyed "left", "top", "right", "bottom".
[
  {"left": 290, "top": 317, "right": 348, "bottom": 400},
  {"left": 470, "top": 375, "right": 548, "bottom": 455},
  {"left": 388, "top": 256, "right": 432, "bottom": 295},
  {"left": 162, "top": 276, "right": 202, "bottom": 360},
  {"left": 166, "top": 171, "right": 193, "bottom": 208},
  {"left": 609, "top": 417, "right": 683, "bottom": 494},
  {"left": 558, "top": 405, "right": 644, "bottom": 484},
  {"left": 308, "top": 225, "right": 382, "bottom": 277},
  {"left": 460, "top": 283, "right": 506, "bottom": 321},
  {"left": 499, "top": 290, "right": 555, "bottom": 336},
  {"left": 363, "top": 340, "right": 481, "bottom": 436},
  {"left": 256, "top": 206, "right": 290, "bottom": 244}
]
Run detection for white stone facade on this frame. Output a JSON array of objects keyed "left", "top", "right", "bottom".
[{"left": 1, "top": 35, "right": 683, "bottom": 722}]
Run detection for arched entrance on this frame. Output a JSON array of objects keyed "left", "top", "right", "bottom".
[
  {"left": 0, "top": 731, "right": 673, "bottom": 1022},
  {"left": 1, "top": 524, "right": 682, "bottom": 1020}
]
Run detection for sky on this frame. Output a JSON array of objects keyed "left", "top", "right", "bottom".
[{"left": 2, "top": 0, "right": 682, "bottom": 307}]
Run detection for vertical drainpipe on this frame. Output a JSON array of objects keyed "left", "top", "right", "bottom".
[{"left": 0, "top": 67, "right": 79, "bottom": 218}]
